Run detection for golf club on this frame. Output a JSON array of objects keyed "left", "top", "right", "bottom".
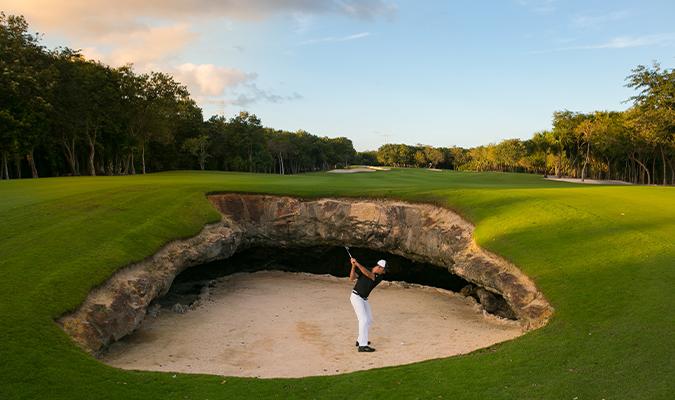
[{"left": 344, "top": 246, "right": 353, "bottom": 259}]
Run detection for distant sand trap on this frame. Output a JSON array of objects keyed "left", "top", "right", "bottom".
[
  {"left": 102, "top": 271, "right": 523, "bottom": 378},
  {"left": 545, "top": 177, "right": 632, "bottom": 185},
  {"left": 327, "top": 166, "right": 391, "bottom": 173},
  {"left": 327, "top": 167, "right": 375, "bottom": 173}
]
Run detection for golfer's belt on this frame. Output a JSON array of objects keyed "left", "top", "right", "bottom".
[{"left": 352, "top": 290, "right": 368, "bottom": 300}]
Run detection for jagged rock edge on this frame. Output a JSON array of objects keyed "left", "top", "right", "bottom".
[{"left": 57, "top": 194, "right": 554, "bottom": 355}]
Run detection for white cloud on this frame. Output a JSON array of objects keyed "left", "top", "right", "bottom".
[
  {"left": 515, "top": 0, "right": 557, "bottom": 14},
  {"left": 229, "top": 84, "right": 303, "bottom": 107},
  {"left": 84, "top": 24, "right": 198, "bottom": 66},
  {"left": 152, "top": 64, "right": 302, "bottom": 108},
  {"left": 292, "top": 12, "right": 315, "bottom": 34},
  {"left": 2, "top": 0, "right": 395, "bottom": 36},
  {"left": 171, "top": 64, "right": 255, "bottom": 97},
  {"left": 587, "top": 34, "right": 675, "bottom": 49},
  {"left": 528, "top": 33, "right": 675, "bottom": 54},
  {"left": 572, "top": 10, "right": 631, "bottom": 29},
  {"left": 158, "top": 64, "right": 302, "bottom": 110},
  {"left": 299, "top": 32, "right": 371, "bottom": 45},
  {"left": 2, "top": 0, "right": 393, "bottom": 65},
  {"left": 2, "top": 0, "right": 383, "bottom": 109}
]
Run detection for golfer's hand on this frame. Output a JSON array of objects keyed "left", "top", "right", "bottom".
[{"left": 350, "top": 258, "right": 357, "bottom": 266}]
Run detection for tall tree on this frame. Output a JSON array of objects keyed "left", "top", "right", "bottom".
[
  {"left": 0, "top": 13, "right": 55, "bottom": 178},
  {"left": 423, "top": 146, "right": 444, "bottom": 168},
  {"left": 626, "top": 63, "right": 675, "bottom": 184},
  {"left": 182, "top": 134, "right": 210, "bottom": 170}
]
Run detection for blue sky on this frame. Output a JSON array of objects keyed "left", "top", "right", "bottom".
[{"left": 4, "top": 0, "right": 675, "bottom": 150}]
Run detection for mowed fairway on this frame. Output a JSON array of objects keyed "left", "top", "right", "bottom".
[{"left": 0, "top": 170, "right": 673, "bottom": 399}]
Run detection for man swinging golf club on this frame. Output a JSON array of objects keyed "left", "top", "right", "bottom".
[{"left": 347, "top": 249, "right": 386, "bottom": 353}]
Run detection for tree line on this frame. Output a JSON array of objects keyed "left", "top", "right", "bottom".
[
  {"left": 370, "top": 63, "right": 674, "bottom": 185},
  {"left": 0, "top": 13, "right": 355, "bottom": 179},
  {"left": 2, "top": 13, "right": 673, "bottom": 184}
]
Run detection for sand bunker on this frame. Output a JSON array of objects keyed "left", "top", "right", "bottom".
[
  {"left": 327, "top": 167, "right": 376, "bottom": 173},
  {"left": 545, "top": 177, "right": 632, "bottom": 185},
  {"left": 327, "top": 166, "right": 391, "bottom": 173},
  {"left": 103, "top": 271, "right": 523, "bottom": 378}
]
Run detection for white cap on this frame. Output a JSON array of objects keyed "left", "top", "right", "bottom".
[{"left": 377, "top": 259, "right": 387, "bottom": 268}]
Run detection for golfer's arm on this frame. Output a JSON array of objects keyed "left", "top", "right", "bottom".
[
  {"left": 356, "top": 262, "right": 375, "bottom": 280},
  {"left": 349, "top": 266, "right": 358, "bottom": 281}
]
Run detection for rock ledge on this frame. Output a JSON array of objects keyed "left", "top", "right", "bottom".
[{"left": 58, "top": 194, "right": 553, "bottom": 355}]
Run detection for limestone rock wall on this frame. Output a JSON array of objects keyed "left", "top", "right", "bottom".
[{"left": 59, "top": 194, "right": 553, "bottom": 355}]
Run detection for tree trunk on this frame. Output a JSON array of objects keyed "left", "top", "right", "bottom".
[
  {"left": 1, "top": 152, "right": 9, "bottom": 180},
  {"left": 141, "top": 143, "right": 146, "bottom": 174},
  {"left": 632, "top": 155, "right": 650, "bottom": 185},
  {"left": 86, "top": 132, "right": 96, "bottom": 176},
  {"left": 123, "top": 153, "right": 130, "bottom": 175},
  {"left": 248, "top": 145, "right": 253, "bottom": 173},
  {"left": 14, "top": 155, "right": 21, "bottom": 179},
  {"left": 63, "top": 137, "right": 78, "bottom": 176},
  {"left": 581, "top": 142, "right": 590, "bottom": 182},
  {"left": 660, "top": 146, "right": 667, "bottom": 185},
  {"left": 632, "top": 158, "right": 637, "bottom": 184},
  {"left": 26, "top": 149, "right": 38, "bottom": 178},
  {"left": 556, "top": 146, "right": 562, "bottom": 178},
  {"left": 130, "top": 150, "right": 136, "bottom": 175},
  {"left": 279, "top": 152, "right": 284, "bottom": 175}
]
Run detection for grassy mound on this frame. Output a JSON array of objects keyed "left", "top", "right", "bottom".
[{"left": 1, "top": 170, "right": 673, "bottom": 399}]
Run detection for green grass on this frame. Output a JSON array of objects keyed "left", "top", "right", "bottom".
[{"left": 1, "top": 169, "right": 673, "bottom": 399}]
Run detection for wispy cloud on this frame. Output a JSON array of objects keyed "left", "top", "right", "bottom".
[
  {"left": 299, "top": 32, "right": 371, "bottom": 45},
  {"left": 2, "top": 0, "right": 383, "bottom": 111},
  {"left": 516, "top": 0, "right": 557, "bottom": 14},
  {"left": 529, "top": 33, "right": 675, "bottom": 54},
  {"left": 2, "top": 0, "right": 392, "bottom": 66},
  {"left": 229, "top": 84, "right": 303, "bottom": 107},
  {"left": 80, "top": 23, "right": 198, "bottom": 66},
  {"left": 572, "top": 10, "right": 631, "bottom": 29},
  {"left": 170, "top": 64, "right": 255, "bottom": 97},
  {"left": 292, "top": 12, "right": 315, "bottom": 34},
  {"left": 2, "top": 0, "right": 395, "bottom": 37},
  {"left": 167, "top": 65, "right": 303, "bottom": 108}
]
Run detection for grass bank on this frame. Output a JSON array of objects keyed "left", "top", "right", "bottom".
[{"left": 0, "top": 170, "right": 673, "bottom": 399}]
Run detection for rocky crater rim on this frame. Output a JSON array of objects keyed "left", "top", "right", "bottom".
[{"left": 58, "top": 194, "right": 553, "bottom": 356}]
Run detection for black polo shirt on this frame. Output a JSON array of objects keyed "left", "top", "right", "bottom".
[{"left": 352, "top": 268, "right": 384, "bottom": 300}]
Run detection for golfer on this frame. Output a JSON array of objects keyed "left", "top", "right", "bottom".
[{"left": 349, "top": 257, "right": 386, "bottom": 352}]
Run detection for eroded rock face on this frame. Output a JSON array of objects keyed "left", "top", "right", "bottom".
[{"left": 58, "top": 194, "right": 553, "bottom": 355}]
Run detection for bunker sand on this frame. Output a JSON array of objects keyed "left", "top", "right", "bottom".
[
  {"left": 545, "top": 177, "right": 632, "bottom": 185},
  {"left": 103, "top": 271, "right": 523, "bottom": 378}
]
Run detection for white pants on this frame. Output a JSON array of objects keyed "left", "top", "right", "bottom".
[{"left": 350, "top": 292, "right": 373, "bottom": 346}]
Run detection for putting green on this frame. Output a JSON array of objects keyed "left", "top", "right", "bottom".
[{"left": 1, "top": 169, "right": 673, "bottom": 399}]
